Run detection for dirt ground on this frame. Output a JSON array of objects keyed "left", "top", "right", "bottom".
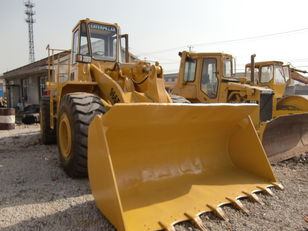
[{"left": 0, "top": 124, "right": 307, "bottom": 231}]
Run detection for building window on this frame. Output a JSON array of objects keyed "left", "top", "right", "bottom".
[
  {"left": 40, "top": 76, "right": 48, "bottom": 97},
  {"left": 22, "top": 79, "right": 28, "bottom": 101}
]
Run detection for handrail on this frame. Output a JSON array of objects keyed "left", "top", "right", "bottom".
[{"left": 46, "top": 45, "right": 71, "bottom": 83}]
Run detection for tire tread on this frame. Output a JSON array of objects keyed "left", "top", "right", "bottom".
[{"left": 57, "top": 93, "right": 105, "bottom": 178}]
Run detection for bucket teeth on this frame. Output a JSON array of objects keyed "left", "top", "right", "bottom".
[
  {"left": 257, "top": 186, "right": 274, "bottom": 196},
  {"left": 272, "top": 182, "right": 284, "bottom": 190},
  {"left": 226, "top": 197, "right": 249, "bottom": 215},
  {"left": 158, "top": 221, "right": 176, "bottom": 231},
  {"left": 184, "top": 212, "right": 208, "bottom": 231},
  {"left": 207, "top": 205, "right": 229, "bottom": 221},
  {"left": 242, "top": 191, "right": 264, "bottom": 205}
]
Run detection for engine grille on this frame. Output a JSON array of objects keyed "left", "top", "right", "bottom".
[{"left": 260, "top": 93, "right": 273, "bottom": 122}]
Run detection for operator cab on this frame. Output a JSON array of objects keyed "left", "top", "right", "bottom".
[
  {"left": 245, "top": 61, "right": 287, "bottom": 98},
  {"left": 245, "top": 61, "right": 287, "bottom": 85},
  {"left": 199, "top": 55, "right": 236, "bottom": 98},
  {"left": 175, "top": 51, "right": 236, "bottom": 101},
  {"left": 71, "top": 19, "right": 129, "bottom": 65}
]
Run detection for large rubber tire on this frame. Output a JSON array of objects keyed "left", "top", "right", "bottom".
[
  {"left": 40, "top": 96, "right": 56, "bottom": 145},
  {"left": 57, "top": 93, "right": 105, "bottom": 178},
  {"left": 170, "top": 94, "right": 191, "bottom": 103}
]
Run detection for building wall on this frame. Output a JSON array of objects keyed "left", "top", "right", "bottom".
[
  {"left": 295, "top": 85, "right": 308, "bottom": 95},
  {"left": 0, "top": 79, "right": 4, "bottom": 92},
  {"left": 164, "top": 73, "right": 178, "bottom": 91},
  {"left": 6, "top": 74, "right": 46, "bottom": 108},
  {"left": 7, "top": 79, "right": 21, "bottom": 108},
  {"left": 164, "top": 73, "right": 178, "bottom": 82},
  {"left": 26, "top": 76, "right": 40, "bottom": 105}
]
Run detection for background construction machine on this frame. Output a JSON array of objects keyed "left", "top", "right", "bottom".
[
  {"left": 284, "top": 65, "right": 308, "bottom": 94},
  {"left": 244, "top": 59, "right": 308, "bottom": 162},
  {"left": 285, "top": 66, "right": 308, "bottom": 84},
  {"left": 41, "top": 19, "right": 282, "bottom": 231},
  {"left": 172, "top": 51, "right": 308, "bottom": 162},
  {"left": 245, "top": 60, "right": 308, "bottom": 117}
]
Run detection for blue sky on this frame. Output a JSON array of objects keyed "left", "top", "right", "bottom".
[{"left": 1, "top": 0, "right": 308, "bottom": 74}]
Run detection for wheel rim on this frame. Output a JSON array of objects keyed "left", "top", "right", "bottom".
[{"left": 59, "top": 113, "right": 72, "bottom": 159}]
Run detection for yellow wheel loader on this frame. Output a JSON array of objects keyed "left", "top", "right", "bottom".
[
  {"left": 245, "top": 59, "right": 308, "bottom": 162},
  {"left": 245, "top": 60, "right": 308, "bottom": 117},
  {"left": 172, "top": 51, "right": 308, "bottom": 162},
  {"left": 41, "top": 20, "right": 282, "bottom": 231}
]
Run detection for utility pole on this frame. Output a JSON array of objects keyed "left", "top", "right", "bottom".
[{"left": 24, "top": 0, "right": 35, "bottom": 63}]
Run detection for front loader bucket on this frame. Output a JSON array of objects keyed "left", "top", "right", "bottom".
[
  {"left": 262, "top": 113, "right": 308, "bottom": 163},
  {"left": 88, "top": 103, "right": 281, "bottom": 231}
]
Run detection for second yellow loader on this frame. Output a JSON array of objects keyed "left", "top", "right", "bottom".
[
  {"left": 172, "top": 51, "right": 308, "bottom": 163},
  {"left": 245, "top": 59, "right": 308, "bottom": 162}
]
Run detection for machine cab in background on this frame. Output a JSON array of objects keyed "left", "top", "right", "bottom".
[
  {"left": 245, "top": 61, "right": 287, "bottom": 99},
  {"left": 173, "top": 51, "right": 236, "bottom": 103}
]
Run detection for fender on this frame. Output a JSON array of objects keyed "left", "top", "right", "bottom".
[{"left": 277, "top": 95, "right": 308, "bottom": 112}]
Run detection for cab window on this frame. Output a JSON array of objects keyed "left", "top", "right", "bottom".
[
  {"left": 283, "top": 66, "right": 290, "bottom": 81},
  {"left": 223, "top": 58, "right": 232, "bottom": 77},
  {"left": 72, "top": 29, "right": 79, "bottom": 64},
  {"left": 80, "top": 23, "right": 89, "bottom": 55},
  {"left": 274, "top": 65, "right": 286, "bottom": 83},
  {"left": 201, "top": 58, "right": 218, "bottom": 98},
  {"left": 88, "top": 23, "right": 117, "bottom": 61},
  {"left": 245, "top": 67, "right": 259, "bottom": 81},
  {"left": 260, "top": 65, "right": 273, "bottom": 83},
  {"left": 184, "top": 59, "right": 196, "bottom": 82}
]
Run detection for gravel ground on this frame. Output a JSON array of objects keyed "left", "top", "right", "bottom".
[{"left": 0, "top": 124, "right": 307, "bottom": 231}]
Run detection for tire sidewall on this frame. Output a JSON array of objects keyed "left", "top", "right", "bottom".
[
  {"left": 40, "top": 96, "right": 56, "bottom": 144},
  {"left": 57, "top": 96, "right": 75, "bottom": 168},
  {"left": 56, "top": 93, "right": 105, "bottom": 177}
]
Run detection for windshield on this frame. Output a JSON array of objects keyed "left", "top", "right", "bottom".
[
  {"left": 245, "top": 67, "right": 259, "bottom": 81},
  {"left": 223, "top": 58, "right": 232, "bottom": 77},
  {"left": 88, "top": 23, "right": 117, "bottom": 61},
  {"left": 260, "top": 65, "right": 273, "bottom": 83}
]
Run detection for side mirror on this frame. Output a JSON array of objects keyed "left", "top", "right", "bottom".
[{"left": 76, "top": 54, "right": 92, "bottom": 63}]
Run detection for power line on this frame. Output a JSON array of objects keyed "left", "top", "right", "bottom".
[
  {"left": 294, "top": 65, "right": 308, "bottom": 68},
  {"left": 288, "top": 58, "right": 308, "bottom": 62},
  {"left": 137, "top": 27, "right": 308, "bottom": 56}
]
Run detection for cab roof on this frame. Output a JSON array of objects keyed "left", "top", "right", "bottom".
[
  {"left": 72, "top": 18, "right": 119, "bottom": 32},
  {"left": 182, "top": 51, "right": 233, "bottom": 58},
  {"left": 245, "top": 61, "right": 284, "bottom": 68}
]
